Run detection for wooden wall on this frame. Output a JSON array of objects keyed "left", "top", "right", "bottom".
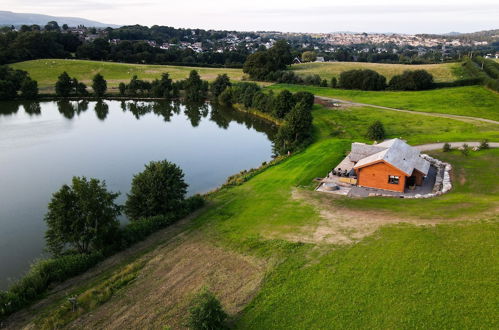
[{"left": 356, "top": 161, "right": 407, "bottom": 192}]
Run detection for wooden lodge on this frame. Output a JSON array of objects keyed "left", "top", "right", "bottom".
[{"left": 339, "top": 139, "right": 430, "bottom": 193}]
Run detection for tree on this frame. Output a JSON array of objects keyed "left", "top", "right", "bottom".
[
  {"left": 125, "top": 160, "right": 188, "bottom": 220},
  {"left": 184, "top": 70, "right": 208, "bottom": 102},
  {"left": 273, "top": 90, "right": 294, "bottom": 118},
  {"left": 55, "top": 71, "right": 72, "bottom": 97},
  {"left": 119, "top": 82, "right": 126, "bottom": 96},
  {"left": 210, "top": 74, "right": 231, "bottom": 98},
  {"left": 366, "top": 120, "right": 385, "bottom": 141},
  {"left": 243, "top": 40, "right": 292, "bottom": 80},
  {"left": 443, "top": 142, "right": 451, "bottom": 152},
  {"left": 44, "top": 177, "right": 121, "bottom": 256},
  {"left": 20, "top": 78, "right": 38, "bottom": 99},
  {"left": 274, "top": 101, "right": 313, "bottom": 154},
  {"left": 92, "top": 73, "right": 107, "bottom": 97},
  {"left": 76, "top": 82, "right": 89, "bottom": 96},
  {"left": 302, "top": 51, "right": 317, "bottom": 62},
  {"left": 44, "top": 21, "right": 60, "bottom": 31},
  {"left": 151, "top": 73, "right": 173, "bottom": 98},
  {"left": 188, "top": 289, "right": 227, "bottom": 330}
]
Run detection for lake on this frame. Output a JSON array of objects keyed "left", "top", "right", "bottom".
[{"left": 0, "top": 100, "right": 275, "bottom": 290}]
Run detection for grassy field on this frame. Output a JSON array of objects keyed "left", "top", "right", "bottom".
[
  {"left": 10, "top": 59, "right": 245, "bottom": 93},
  {"left": 290, "top": 61, "right": 461, "bottom": 82},
  {"left": 267, "top": 84, "right": 499, "bottom": 121},
  {"left": 10, "top": 99, "right": 498, "bottom": 328}
]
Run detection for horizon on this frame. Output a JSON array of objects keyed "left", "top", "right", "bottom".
[{"left": 2, "top": 0, "right": 498, "bottom": 35}]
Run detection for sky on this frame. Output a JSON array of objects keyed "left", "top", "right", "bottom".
[{"left": 2, "top": 0, "right": 498, "bottom": 34}]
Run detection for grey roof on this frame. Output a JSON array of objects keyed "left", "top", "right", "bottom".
[
  {"left": 352, "top": 139, "right": 430, "bottom": 176},
  {"left": 348, "top": 142, "right": 386, "bottom": 162}
]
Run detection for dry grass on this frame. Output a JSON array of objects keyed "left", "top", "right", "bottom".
[{"left": 290, "top": 62, "right": 460, "bottom": 82}]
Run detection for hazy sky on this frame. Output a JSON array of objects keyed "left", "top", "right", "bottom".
[{"left": 3, "top": 0, "right": 499, "bottom": 33}]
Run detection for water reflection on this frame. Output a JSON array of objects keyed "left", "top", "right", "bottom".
[{"left": 0, "top": 99, "right": 276, "bottom": 139}]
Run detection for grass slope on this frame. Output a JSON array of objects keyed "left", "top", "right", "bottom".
[
  {"left": 13, "top": 103, "right": 499, "bottom": 328},
  {"left": 238, "top": 221, "right": 498, "bottom": 329},
  {"left": 10, "top": 59, "right": 244, "bottom": 92},
  {"left": 267, "top": 84, "right": 499, "bottom": 122},
  {"left": 290, "top": 62, "right": 460, "bottom": 82}
]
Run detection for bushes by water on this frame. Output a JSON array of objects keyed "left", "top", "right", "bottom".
[{"left": 0, "top": 66, "right": 38, "bottom": 100}]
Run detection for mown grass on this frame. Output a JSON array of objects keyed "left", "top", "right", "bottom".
[
  {"left": 10, "top": 59, "right": 245, "bottom": 92},
  {"left": 267, "top": 84, "right": 499, "bottom": 121},
  {"left": 290, "top": 61, "right": 460, "bottom": 82},
  {"left": 237, "top": 221, "right": 498, "bottom": 329}
]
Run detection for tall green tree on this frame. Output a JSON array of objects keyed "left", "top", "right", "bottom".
[
  {"left": 151, "top": 73, "right": 173, "bottom": 98},
  {"left": 184, "top": 70, "right": 208, "bottom": 102},
  {"left": 20, "top": 78, "right": 38, "bottom": 99},
  {"left": 55, "top": 71, "right": 72, "bottom": 97},
  {"left": 44, "top": 177, "right": 121, "bottom": 256},
  {"left": 125, "top": 160, "right": 188, "bottom": 220},
  {"left": 210, "top": 74, "right": 231, "bottom": 98},
  {"left": 92, "top": 73, "right": 107, "bottom": 97},
  {"left": 273, "top": 90, "right": 294, "bottom": 118}
]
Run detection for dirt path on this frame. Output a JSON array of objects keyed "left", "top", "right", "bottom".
[
  {"left": 315, "top": 96, "right": 499, "bottom": 125},
  {"left": 415, "top": 141, "right": 499, "bottom": 151}
]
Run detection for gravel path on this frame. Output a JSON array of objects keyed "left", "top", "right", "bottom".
[
  {"left": 415, "top": 142, "right": 499, "bottom": 151},
  {"left": 315, "top": 96, "right": 499, "bottom": 125}
]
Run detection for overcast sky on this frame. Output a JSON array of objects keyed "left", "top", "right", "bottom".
[{"left": 3, "top": 0, "right": 498, "bottom": 34}]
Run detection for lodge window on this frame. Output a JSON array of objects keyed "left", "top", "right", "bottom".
[{"left": 388, "top": 175, "right": 400, "bottom": 184}]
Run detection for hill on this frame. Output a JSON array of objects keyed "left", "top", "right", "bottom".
[
  {"left": 289, "top": 62, "right": 461, "bottom": 82},
  {"left": 10, "top": 59, "right": 245, "bottom": 92},
  {"left": 0, "top": 11, "right": 119, "bottom": 28}
]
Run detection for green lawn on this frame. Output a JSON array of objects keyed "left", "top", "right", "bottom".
[
  {"left": 267, "top": 84, "right": 499, "bottom": 122},
  {"left": 237, "top": 221, "right": 498, "bottom": 329},
  {"left": 290, "top": 61, "right": 461, "bottom": 82},
  {"left": 10, "top": 59, "right": 245, "bottom": 93}
]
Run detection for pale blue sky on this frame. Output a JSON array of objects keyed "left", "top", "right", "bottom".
[{"left": 3, "top": 0, "right": 498, "bottom": 33}]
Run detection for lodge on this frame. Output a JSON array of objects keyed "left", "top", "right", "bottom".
[{"left": 323, "top": 139, "right": 432, "bottom": 194}]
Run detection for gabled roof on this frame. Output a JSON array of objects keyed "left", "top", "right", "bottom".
[
  {"left": 348, "top": 142, "right": 386, "bottom": 162},
  {"left": 352, "top": 139, "right": 430, "bottom": 176}
]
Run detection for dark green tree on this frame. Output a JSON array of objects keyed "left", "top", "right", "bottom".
[
  {"left": 44, "top": 177, "right": 121, "bottom": 256},
  {"left": 273, "top": 90, "right": 294, "bottom": 118},
  {"left": 125, "top": 160, "right": 188, "bottom": 220},
  {"left": 210, "top": 74, "right": 231, "bottom": 98},
  {"left": 331, "top": 77, "right": 338, "bottom": 88},
  {"left": 92, "top": 73, "right": 107, "bottom": 97},
  {"left": 388, "top": 70, "right": 434, "bottom": 90},
  {"left": 188, "top": 289, "right": 228, "bottom": 330},
  {"left": 55, "top": 71, "right": 72, "bottom": 97},
  {"left": 366, "top": 120, "right": 386, "bottom": 141},
  {"left": 118, "top": 82, "right": 126, "bottom": 96},
  {"left": 151, "top": 73, "right": 173, "bottom": 98},
  {"left": 76, "top": 82, "right": 89, "bottom": 96},
  {"left": 20, "top": 78, "right": 38, "bottom": 99},
  {"left": 184, "top": 70, "right": 208, "bottom": 102}
]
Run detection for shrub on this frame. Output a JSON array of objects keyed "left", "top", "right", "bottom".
[
  {"left": 388, "top": 70, "right": 434, "bottom": 90},
  {"left": 461, "top": 143, "right": 470, "bottom": 156},
  {"left": 339, "top": 69, "right": 386, "bottom": 91},
  {"left": 188, "top": 289, "right": 227, "bottom": 330},
  {"left": 331, "top": 77, "right": 338, "bottom": 88},
  {"left": 443, "top": 142, "right": 451, "bottom": 152},
  {"left": 119, "top": 82, "right": 126, "bottom": 96},
  {"left": 479, "top": 139, "right": 489, "bottom": 150},
  {"left": 366, "top": 120, "right": 385, "bottom": 141}
]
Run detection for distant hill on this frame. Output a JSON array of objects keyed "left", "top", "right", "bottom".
[{"left": 0, "top": 11, "right": 119, "bottom": 28}]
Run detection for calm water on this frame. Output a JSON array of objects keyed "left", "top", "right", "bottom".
[{"left": 0, "top": 100, "right": 275, "bottom": 290}]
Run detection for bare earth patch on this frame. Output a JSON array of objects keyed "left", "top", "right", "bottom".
[
  {"left": 62, "top": 233, "right": 265, "bottom": 330},
  {"left": 279, "top": 189, "right": 449, "bottom": 245}
]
